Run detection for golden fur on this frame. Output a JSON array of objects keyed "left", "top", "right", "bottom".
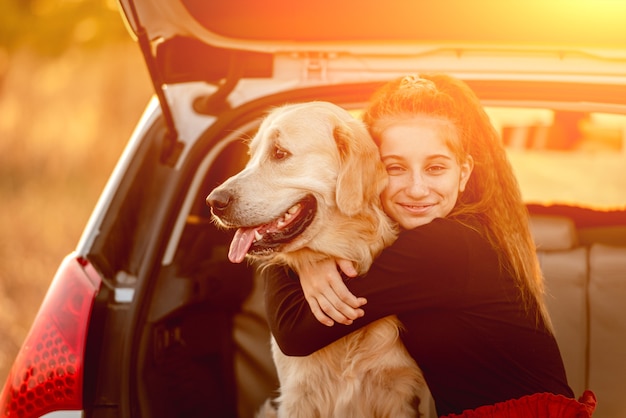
[{"left": 207, "top": 102, "right": 425, "bottom": 418}]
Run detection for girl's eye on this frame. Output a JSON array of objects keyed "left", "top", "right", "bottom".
[
  {"left": 385, "top": 164, "right": 405, "bottom": 174},
  {"left": 426, "top": 164, "right": 446, "bottom": 173},
  {"left": 273, "top": 145, "right": 290, "bottom": 160}
]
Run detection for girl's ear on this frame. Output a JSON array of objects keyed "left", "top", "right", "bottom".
[
  {"left": 459, "top": 154, "right": 474, "bottom": 192},
  {"left": 334, "top": 120, "right": 385, "bottom": 217}
]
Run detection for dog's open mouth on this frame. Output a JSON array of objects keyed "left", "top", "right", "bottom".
[{"left": 228, "top": 195, "right": 317, "bottom": 263}]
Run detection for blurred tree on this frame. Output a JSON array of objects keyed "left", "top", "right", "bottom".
[
  {"left": 0, "top": 0, "right": 132, "bottom": 91},
  {"left": 0, "top": 0, "right": 130, "bottom": 55}
]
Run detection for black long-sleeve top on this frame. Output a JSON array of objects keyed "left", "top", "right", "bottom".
[{"left": 263, "top": 217, "right": 574, "bottom": 416}]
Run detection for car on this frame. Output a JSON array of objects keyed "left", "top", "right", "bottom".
[{"left": 1, "top": 0, "right": 625, "bottom": 417}]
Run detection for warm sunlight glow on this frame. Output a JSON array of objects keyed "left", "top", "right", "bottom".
[
  {"left": 485, "top": 107, "right": 626, "bottom": 210},
  {"left": 190, "top": 0, "right": 626, "bottom": 50}
]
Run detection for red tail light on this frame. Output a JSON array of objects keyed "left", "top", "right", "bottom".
[{"left": 0, "top": 254, "right": 101, "bottom": 417}]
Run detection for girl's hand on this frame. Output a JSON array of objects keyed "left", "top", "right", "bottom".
[{"left": 299, "top": 258, "right": 367, "bottom": 326}]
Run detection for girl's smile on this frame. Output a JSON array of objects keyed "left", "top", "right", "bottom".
[{"left": 378, "top": 116, "right": 473, "bottom": 230}]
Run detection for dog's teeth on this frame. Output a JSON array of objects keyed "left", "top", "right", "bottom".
[
  {"left": 287, "top": 204, "right": 300, "bottom": 214},
  {"left": 254, "top": 230, "right": 264, "bottom": 242}
]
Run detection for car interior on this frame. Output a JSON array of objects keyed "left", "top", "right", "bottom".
[{"left": 100, "top": 88, "right": 626, "bottom": 417}]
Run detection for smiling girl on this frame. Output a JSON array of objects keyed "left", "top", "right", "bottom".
[{"left": 263, "top": 74, "right": 596, "bottom": 417}]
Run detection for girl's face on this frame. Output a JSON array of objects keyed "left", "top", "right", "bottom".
[{"left": 378, "top": 117, "right": 473, "bottom": 230}]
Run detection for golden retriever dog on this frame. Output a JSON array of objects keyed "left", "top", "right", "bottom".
[{"left": 206, "top": 102, "right": 425, "bottom": 418}]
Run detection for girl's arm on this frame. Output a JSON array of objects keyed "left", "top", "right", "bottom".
[
  {"left": 264, "top": 218, "right": 473, "bottom": 356},
  {"left": 263, "top": 265, "right": 379, "bottom": 356},
  {"left": 297, "top": 258, "right": 366, "bottom": 326}
]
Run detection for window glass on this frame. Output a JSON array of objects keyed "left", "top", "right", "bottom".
[{"left": 485, "top": 107, "right": 626, "bottom": 209}]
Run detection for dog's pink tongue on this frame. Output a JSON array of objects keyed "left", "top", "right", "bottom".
[{"left": 228, "top": 228, "right": 256, "bottom": 263}]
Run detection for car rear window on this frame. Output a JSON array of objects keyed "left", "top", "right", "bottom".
[{"left": 485, "top": 107, "right": 626, "bottom": 210}]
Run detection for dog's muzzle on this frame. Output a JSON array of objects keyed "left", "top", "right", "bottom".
[{"left": 206, "top": 192, "right": 317, "bottom": 263}]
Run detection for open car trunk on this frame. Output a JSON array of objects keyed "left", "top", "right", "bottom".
[{"left": 72, "top": 2, "right": 626, "bottom": 417}]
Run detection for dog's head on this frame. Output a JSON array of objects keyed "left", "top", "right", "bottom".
[{"left": 206, "top": 101, "right": 390, "bottom": 266}]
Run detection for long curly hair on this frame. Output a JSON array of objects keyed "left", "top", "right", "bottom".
[{"left": 362, "top": 74, "right": 550, "bottom": 327}]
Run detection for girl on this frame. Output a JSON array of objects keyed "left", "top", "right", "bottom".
[{"left": 263, "top": 74, "right": 595, "bottom": 417}]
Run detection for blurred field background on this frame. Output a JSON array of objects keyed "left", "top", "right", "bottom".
[{"left": 0, "top": 0, "right": 152, "bottom": 383}]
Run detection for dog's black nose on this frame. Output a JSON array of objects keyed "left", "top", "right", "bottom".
[{"left": 206, "top": 189, "right": 233, "bottom": 216}]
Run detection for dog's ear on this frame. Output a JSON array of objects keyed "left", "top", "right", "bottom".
[{"left": 334, "top": 120, "right": 386, "bottom": 217}]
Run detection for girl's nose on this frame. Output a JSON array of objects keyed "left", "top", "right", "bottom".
[{"left": 405, "top": 173, "right": 429, "bottom": 198}]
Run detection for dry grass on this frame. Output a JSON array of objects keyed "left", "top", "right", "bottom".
[{"left": 0, "top": 42, "right": 152, "bottom": 384}]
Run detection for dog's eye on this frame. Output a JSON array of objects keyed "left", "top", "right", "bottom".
[{"left": 272, "top": 145, "right": 290, "bottom": 160}]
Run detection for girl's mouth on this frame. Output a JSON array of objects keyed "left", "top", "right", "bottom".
[{"left": 400, "top": 202, "right": 435, "bottom": 214}]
